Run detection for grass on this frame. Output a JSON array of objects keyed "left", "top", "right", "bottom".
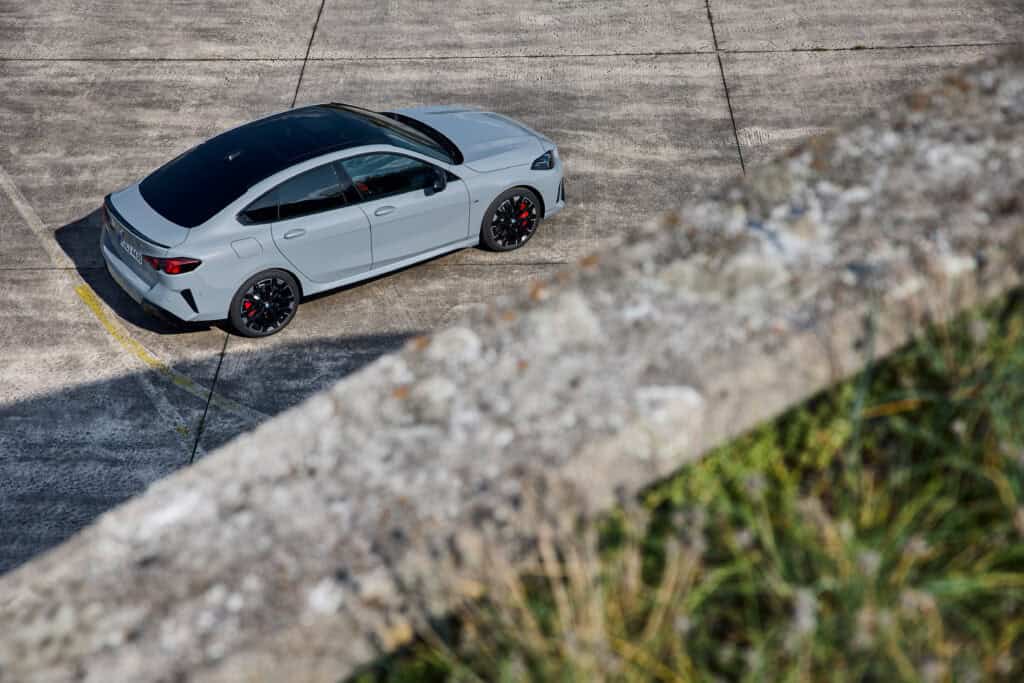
[{"left": 353, "top": 292, "right": 1024, "bottom": 682}]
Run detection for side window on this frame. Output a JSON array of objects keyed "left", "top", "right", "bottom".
[
  {"left": 239, "top": 188, "right": 278, "bottom": 225},
  {"left": 277, "top": 163, "right": 348, "bottom": 220},
  {"left": 340, "top": 154, "right": 436, "bottom": 202}
]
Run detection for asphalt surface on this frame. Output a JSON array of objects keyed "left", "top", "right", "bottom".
[{"left": 0, "top": 1, "right": 1019, "bottom": 574}]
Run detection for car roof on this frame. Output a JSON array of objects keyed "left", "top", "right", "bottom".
[{"left": 139, "top": 104, "right": 407, "bottom": 228}]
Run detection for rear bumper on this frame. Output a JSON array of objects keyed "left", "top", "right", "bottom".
[
  {"left": 101, "top": 241, "right": 202, "bottom": 323},
  {"left": 101, "top": 240, "right": 147, "bottom": 304}
]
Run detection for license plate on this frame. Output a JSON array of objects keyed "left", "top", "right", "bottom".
[{"left": 118, "top": 230, "right": 144, "bottom": 265}]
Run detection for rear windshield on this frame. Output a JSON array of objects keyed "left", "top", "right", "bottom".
[{"left": 139, "top": 123, "right": 284, "bottom": 228}]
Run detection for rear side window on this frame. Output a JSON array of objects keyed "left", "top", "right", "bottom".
[
  {"left": 239, "top": 189, "right": 279, "bottom": 224},
  {"left": 340, "top": 154, "right": 436, "bottom": 202},
  {"left": 242, "top": 163, "right": 350, "bottom": 224},
  {"left": 277, "top": 163, "right": 349, "bottom": 220}
]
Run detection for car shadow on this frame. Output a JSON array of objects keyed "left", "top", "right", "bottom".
[{"left": 54, "top": 209, "right": 214, "bottom": 335}]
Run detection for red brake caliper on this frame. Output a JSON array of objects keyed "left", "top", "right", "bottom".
[{"left": 243, "top": 300, "right": 257, "bottom": 317}]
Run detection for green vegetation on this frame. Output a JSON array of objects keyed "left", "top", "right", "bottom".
[{"left": 355, "top": 294, "right": 1024, "bottom": 682}]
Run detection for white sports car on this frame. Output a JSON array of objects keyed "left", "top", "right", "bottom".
[{"left": 100, "top": 102, "right": 566, "bottom": 336}]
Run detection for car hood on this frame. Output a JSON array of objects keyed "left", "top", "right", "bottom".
[{"left": 391, "top": 106, "right": 546, "bottom": 173}]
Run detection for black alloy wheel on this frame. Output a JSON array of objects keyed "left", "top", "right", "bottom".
[
  {"left": 481, "top": 188, "right": 541, "bottom": 251},
  {"left": 229, "top": 270, "right": 299, "bottom": 337}
]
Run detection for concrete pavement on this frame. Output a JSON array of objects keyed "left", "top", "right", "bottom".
[
  {"left": 725, "top": 45, "right": 1005, "bottom": 166},
  {"left": 0, "top": 0, "right": 1019, "bottom": 573},
  {"left": 711, "top": 0, "right": 1022, "bottom": 51}
]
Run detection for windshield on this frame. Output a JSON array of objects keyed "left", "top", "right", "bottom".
[
  {"left": 380, "top": 112, "right": 464, "bottom": 165},
  {"left": 328, "top": 104, "right": 459, "bottom": 165}
]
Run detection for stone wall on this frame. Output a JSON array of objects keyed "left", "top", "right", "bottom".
[{"left": 2, "top": 47, "right": 1022, "bottom": 683}]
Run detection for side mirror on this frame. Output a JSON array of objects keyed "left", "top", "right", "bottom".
[{"left": 426, "top": 168, "right": 447, "bottom": 196}]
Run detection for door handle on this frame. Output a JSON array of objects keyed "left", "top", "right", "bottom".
[
  {"left": 283, "top": 228, "right": 306, "bottom": 240},
  {"left": 374, "top": 206, "right": 396, "bottom": 217}
]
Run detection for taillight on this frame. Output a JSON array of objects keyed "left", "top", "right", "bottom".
[{"left": 143, "top": 256, "right": 201, "bottom": 275}]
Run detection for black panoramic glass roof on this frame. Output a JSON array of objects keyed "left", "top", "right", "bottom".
[{"left": 139, "top": 104, "right": 451, "bottom": 228}]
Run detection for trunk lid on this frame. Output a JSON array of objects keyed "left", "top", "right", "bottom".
[
  {"left": 105, "top": 185, "right": 189, "bottom": 286},
  {"left": 110, "top": 184, "right": 190, "bottom": 248}
]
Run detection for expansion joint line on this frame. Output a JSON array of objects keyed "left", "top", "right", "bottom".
[
  {"left": 705, "top": 0, "right": 746, "bottom": 174},
  {"left": 190, "top": 333, "right": 229, "bottom": 464},
  {"left": 292, "top": 0, "right": 327, "bottom": 108},
  {"left": 191, "top": 0, "right": 325, "bottom": 462}
]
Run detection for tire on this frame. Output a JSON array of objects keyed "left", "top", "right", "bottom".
[
  {"left": 228, "top": 269, "right": 300, "bottom": 337},
  {"left": 479, "top": 187, "right": 542, "bottom": 251}
]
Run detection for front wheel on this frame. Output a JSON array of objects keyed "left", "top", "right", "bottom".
[
  {"left": 228, "top": 269, "right": 300, "bottom": 337},
  {"left": 480, "top": 188, "right": 542, "bottom": 251}
]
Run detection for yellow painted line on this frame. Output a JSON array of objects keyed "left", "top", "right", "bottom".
[
  {"left": 0, "top": 163, "right": 75, "bottom": 269},
  {"left": 76, "top": 285, "right": 167, "bottom": 370},
  {"left": 75, "top": 285, "right": 268, "bottom": 424},
  {"left": 2, "top": 160, "right": 199, "bottom": 454},
  {"left": 3, "top": 157, "right": 265, "bottom": 446}
]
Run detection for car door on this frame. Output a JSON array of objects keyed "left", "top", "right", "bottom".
[
  {"left": 338, "top": 153, "right": 469, "bottom": 268},
  {"left": 265, "top": 162, "right": 372, "bottom": 283}
]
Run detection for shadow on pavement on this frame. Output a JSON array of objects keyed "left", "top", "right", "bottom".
[
  {"left": 54, "top": 208, "right": 210, "bottom": 334},
  {"left": 0, "top": 330, "right": 410, "bottom": 576}
]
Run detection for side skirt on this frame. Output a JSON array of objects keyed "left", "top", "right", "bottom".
[{"left": 302, "top": 236, "right": 481, "bottom": 298}]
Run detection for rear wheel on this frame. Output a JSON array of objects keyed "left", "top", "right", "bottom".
[
  {"left": 480, "top": 188, "right": 541, "bottom": 251},
  {"left": 229, "top": 269, "right": 299, "bottom": 337}
]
